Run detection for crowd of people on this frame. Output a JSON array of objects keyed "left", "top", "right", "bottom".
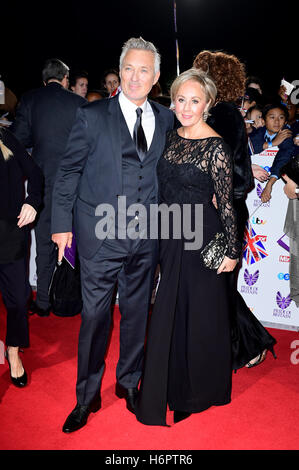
[{"left": 0, "top": 37, "right": 298, "bottom": 433}]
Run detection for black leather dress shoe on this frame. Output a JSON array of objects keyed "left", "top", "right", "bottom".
[
  {"left": 62, "top": 397, "right": 101, "bottom": 433},
  {"left": 5, "top": 350, "right": 28, "bottom": 388},
  {"left": 115, "top": 382, "right": 138, "bottom": 414},
  {"left": 28, "top": 300, "right": 50, "bottom": 317}
]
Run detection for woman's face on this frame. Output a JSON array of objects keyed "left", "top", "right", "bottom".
[
  {"left": 174, "top": 79, "right": 209, "bottom": 128},
  {"left": 250, "top": 109, "right": 264, "bottom": 128},
  {"left": 265, "top": 108, "right": 286, "bottom": 134},
  {"left": 105, "top": 73, "right": 120, "bottom": 94},
  {"left": 71, "top": 77, "right": 88, "bottom": 98}
]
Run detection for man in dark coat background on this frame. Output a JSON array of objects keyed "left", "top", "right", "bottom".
[{"left": 11, "top": 59, "right": 86, "bottom": 316}]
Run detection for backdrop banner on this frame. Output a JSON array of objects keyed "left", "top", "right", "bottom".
[{"left": 237, "top": 147, "right": 299, "bottom": 330}]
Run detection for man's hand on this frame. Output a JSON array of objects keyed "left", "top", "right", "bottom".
[
  {"left": 52, "top": 232, "right": 73, "bottom": 262},
  {"left": 260, "top": 185, "right": 272, "bottom": 203},
  {"left": 272, "top": 128, "right": 292, "bottom": 147},
  {"left": 260, "top": 177, "right": 277, "bottom": 203},
  {"left": 278, "top": 85, "right": 288, "bottom": 103},
  {"left": 17, "top": 204, "right": 37, "bottom": 227}
]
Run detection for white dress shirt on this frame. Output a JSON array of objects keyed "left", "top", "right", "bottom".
[{"left": 118, "top": 91, "right": 155, "bottom": 150}]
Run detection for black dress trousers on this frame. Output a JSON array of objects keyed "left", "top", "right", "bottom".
[
  {"left": 76, "top": 236, "right": 158, "bottom": 406},
  {"left": 0, "top": 257, "right": 30, "bottom": 348}
]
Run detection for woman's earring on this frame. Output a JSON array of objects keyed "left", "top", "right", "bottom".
[{"left": 202, "top": 110, "right": 208, "bottom": 122}]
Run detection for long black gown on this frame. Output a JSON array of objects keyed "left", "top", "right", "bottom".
[{"left": 135, "top": 131, "right": 240, "bottom": 426}]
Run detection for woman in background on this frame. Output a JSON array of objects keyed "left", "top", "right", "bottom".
[
  {"left": 0, "top": 127, "right": 43, "bottom": 387},
  {"left": 193, "top": 50, "right": 276, "bottom": 369}
]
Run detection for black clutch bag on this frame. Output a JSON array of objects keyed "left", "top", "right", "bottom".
[
  {"left": 200, "top": 232, "right": 228, "bottom": 269},
  {"left": 49, "top": 256, "right": 83, "bottom": 317},
  {"left": 280, "top": 154, "right": 299, "bottom": 186}
]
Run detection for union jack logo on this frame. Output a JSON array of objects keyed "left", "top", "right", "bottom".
[{"left": 243, "top": 222, "right": 268, "bottom": 265}]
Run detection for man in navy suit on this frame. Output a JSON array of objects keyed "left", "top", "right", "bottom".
[
  {"left": 11, "top": 59, "right": 86, "bottom": 316},
  {"left": 51, "top": 37, "right": 175, "bottom": 433}
]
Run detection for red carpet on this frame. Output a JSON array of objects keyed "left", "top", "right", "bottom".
[{"left": 0, "top": 298, "right": 299, "bottom": 450}]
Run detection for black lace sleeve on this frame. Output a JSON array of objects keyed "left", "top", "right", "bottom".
[{"left": 209, "top": 141, "right": 241, "bottom": 259}]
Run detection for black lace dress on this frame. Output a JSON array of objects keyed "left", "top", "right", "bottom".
[{"left": 135, "top": 130, "right": 240, "bottom": 426}]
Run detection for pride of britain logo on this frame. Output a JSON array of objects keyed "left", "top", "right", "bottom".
[
  {"left": 240, "top": 268, "right": 259, "bottom": 295},
  {"left": 243, "top": 222, "right": 268, "bottom": 265},
  {"left": 273, "top": 291, "right": 292, "bottom": 319},
  {"left": 253, "top": 183, "right": 271, "bottom": 208}
]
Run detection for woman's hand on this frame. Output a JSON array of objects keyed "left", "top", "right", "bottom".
[
  {"left": 217, "top": 256, "right": 238, "bottom": 274},
  {"left": 282, "top": 174, "right": 298, "bottom": 199},
  {"left": 252, "top": 164, "right": 269, "bottom": 182},
  {"left": 212, "top": 194, "right": 218, "bottom": 209},
  {"left": 17, "top": 204, "right": 37, "bottom": 228}
]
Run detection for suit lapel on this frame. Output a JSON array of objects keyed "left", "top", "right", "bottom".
[
  {"left": 107, "top": 96, "right": 122, "bottom": 188},
  {"left": 106, "top": 97, "right": 166, "bottom": 179}
]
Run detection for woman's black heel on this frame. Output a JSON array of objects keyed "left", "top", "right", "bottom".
[
  {"left": 269, "top": 345, "right": 277, "bottom": 359},
  {"left": 5, "top": 349, "right": 28, "bottom": 388}
]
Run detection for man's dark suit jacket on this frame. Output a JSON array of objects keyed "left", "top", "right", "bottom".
[
  {"left": 11, "top": 82, "right": 86, "bottom": 185},
  {"left": 51, "top": 95, "right": 175, "bottom": 259}
]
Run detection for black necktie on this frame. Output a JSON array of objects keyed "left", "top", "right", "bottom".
[{"left": 133, "top": 107, "right": 147, "bottom": 161}]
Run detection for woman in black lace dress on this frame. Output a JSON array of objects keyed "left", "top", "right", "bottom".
[{"left": 135, "top": 69, "right": 240, "bottom": 426}]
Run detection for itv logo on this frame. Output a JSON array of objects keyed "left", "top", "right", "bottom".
[{"left": 251, "top": 216, "right": 267, "bottom": 225}]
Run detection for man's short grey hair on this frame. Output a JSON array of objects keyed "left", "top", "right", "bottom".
[{"left": 119, "top": 37, "right": 161, "bottom": 74}]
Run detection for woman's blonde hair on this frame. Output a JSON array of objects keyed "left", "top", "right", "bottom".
[
  {"left": 0, "top": 136, "right": 13, "bottom": 161},
  {"left": 170, "top": 68, "right": 217, "bottom": 110}
]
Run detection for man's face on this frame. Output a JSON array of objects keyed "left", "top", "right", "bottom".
[
  {"left": 265, "top": 108, "right": 286, "bottom": 134},
  {"left": 61, "top": 75, "right": 70, "bottom": 89},
  {"left": 120, "top": 49, "right": 160, "bottom": 106}
]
